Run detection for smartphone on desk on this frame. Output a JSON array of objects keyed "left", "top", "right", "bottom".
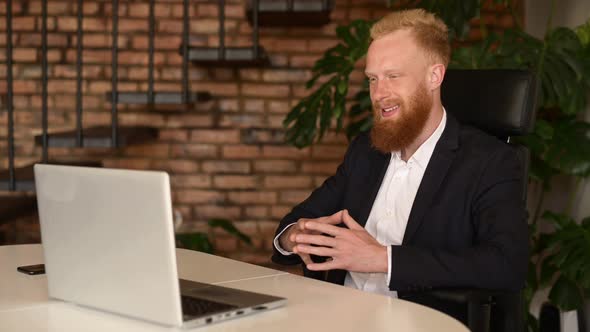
[{"left": 17, "top": 264, "right": 45, "bottom": 275}]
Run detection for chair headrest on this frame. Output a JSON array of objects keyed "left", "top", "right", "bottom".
[{"left": 441, "top": 69, "right": 538, "bottom": 138}]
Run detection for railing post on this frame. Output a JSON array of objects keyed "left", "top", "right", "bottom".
[
  {"left": 76, "top": 0, "right": 84, "bottom": 147},
  {"left": 218, "top": 0, "right": 225, "bottom": 60},
  {"left": 148, "top": 0, "right": 155, "bottom": 104},
  {"left": 6, "top": 0, "right": 15, "bottom": 190},
  {"left": 111, "top": 0, "right": 119, "bottom": 147},
  {"left": 41, "top": 0, "right": 49, "bottom": 162},
  {"left": 182, "top": 0, "right": 190, "bottom": 103}
]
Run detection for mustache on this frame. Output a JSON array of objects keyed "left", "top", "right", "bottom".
[{"left": 372, "top": 99, "right": 403, "bottom": 109}]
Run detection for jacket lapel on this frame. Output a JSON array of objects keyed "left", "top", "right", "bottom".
[{"left": 402, "top": 115, "right": 460, "bottom": 244}]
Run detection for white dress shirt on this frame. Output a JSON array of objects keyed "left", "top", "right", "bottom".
[{"left": 274, "top": 111, "right": 447, "bottom": 298}]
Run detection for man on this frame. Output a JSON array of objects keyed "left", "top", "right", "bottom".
[{"left": 271, "top": 9, "right": 528, "bottom": 322}]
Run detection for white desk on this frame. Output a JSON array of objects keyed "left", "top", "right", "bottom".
[{"left": 0, "top": 244, "right": 469, "bottom": 331}]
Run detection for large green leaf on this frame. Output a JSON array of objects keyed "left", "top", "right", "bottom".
[
  {"left": 176, "top": 233, "right": 214, "bottom": 254},
  {"left": 283, "top": 20, "right": 371, "bottom": 148},
  {"left": 548, "top": 275, "right": 585, "bottom": 311},
  {"left": 544, "top": 117, "right": 590, "bottom": 177},
  {"left": 542, "top": 211, "right": 590, "bottom": 293}
]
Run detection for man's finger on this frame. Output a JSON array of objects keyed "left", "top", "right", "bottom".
[
  {"left": 294, "top": 244, "right": 336, "bottom": 257},
  {"left": 293, "top": 248, "right": 313, "bottom": 266},
  {"left": 294, "top": 234, "right": 337, "bottom": 247},
  {"left": 303, "top": 221, "right": 343, "bottom": 237},
  {"left": 341, "top": 209, "right": 363, "bottom": 230},
  {"left": 307, "top": 259, "right": 341, "bottom": 271},
  {"left": 318, "top": 210, "right": 345, "bottom": 225}
]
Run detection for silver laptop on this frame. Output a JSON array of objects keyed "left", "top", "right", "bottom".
[{"left": 34, "top": 164, "right": 286, "bottom": 328}]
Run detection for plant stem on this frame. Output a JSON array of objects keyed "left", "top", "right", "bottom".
[
  {"left": 536, "top": 0, "right": 557, "bottom": 80},
  {"left": 532, "top": 181, "right": 547, "bottom": 226}
]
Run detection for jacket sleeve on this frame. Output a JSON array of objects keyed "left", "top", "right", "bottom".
[
  {"left": 389, "top": 146, "right": 529, "bottom": 291},
  {"left": 271, "top": 135, "right": 364, "bottom": 265}
]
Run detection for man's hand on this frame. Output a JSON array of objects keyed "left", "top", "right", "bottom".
[
  {"left": 279, "top": 211, "right": 345, "bottom": 266},
  {"left": 292, "top": 210, "right": 388, "bottom": 273}
]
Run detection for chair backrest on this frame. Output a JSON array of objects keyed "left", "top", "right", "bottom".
[
  {"left": 441, "top": 69, "right": 538, "bottom": 140},
  {"left": 440, "top": 69, "right": 539, "bottom": 332}
]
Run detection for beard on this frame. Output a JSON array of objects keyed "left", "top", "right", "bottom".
[{"left": 370, "top": 81, "right": 432, "bottom": 154}]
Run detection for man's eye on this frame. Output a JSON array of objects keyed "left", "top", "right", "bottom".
[
  {"left": 368, "top": 77, "right": 377, "bottom": 83},
  {"left": 387, "top": 74, "right": 398, "bottom": 79}
]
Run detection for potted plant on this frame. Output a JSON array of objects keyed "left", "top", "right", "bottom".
[{"left": 282, "top": 0, "right": 590, "bottom": 330}]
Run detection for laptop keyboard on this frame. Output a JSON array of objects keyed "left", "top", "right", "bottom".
[{"left": 181, "top": 295, "right": 238, "bottom": 318}]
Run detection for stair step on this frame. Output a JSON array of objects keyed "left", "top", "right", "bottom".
[
  {"left": 183, "top": 46, "right": 269, "bottom": 67},
  {"left": 248, "top": 0, "right": 333, "bottom": 26},
  {"left": 0, "top": 161, "right": 103, "bottom": 191},
  {"left": 34, "top": 126, "right": 159, "bottom": 148},
  {"left": 0, "top": 195, "right": 37, "bottom": 225},
  {"left": 106, "top": 91, "right": 212, "bottom": 105}
]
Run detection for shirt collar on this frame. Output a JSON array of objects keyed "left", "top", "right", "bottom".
[{"left": 392, "top": 109, "right": 447, "bottom": 168}]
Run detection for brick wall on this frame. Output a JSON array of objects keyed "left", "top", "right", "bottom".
[{"left": 0, "top": 0, "right": 518, "bottom": 267}]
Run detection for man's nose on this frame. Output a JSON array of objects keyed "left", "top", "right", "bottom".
[{"left": 371, "top": 80, "right": 390, "bottom": 101}]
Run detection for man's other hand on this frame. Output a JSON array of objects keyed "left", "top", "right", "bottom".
[
  {"left": 293, "top": 210, "right": 388, "bottom": 273},
  {"left": 279, "top": 211, "right": 344, "bottom": 266}
]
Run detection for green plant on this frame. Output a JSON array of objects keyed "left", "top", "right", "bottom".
[
  {"left": 175, "top": 218, "right": 252, "bottom": 254},
  {"left": 283, "top": 0, "right": 590, "bottom": 330}
]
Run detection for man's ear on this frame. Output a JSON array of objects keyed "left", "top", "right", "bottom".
[{"left": 428, "top": 64, "right": 446, "bottom": 90}]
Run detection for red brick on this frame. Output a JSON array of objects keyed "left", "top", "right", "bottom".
[
  {"left": 13, "top": 17, "right": 36, "bottom": 31},
  {"left": 264, "top": 176, "right": 312, "bottom": 189},
  {"left": 175, "top": 190, "right": 225, "bottom": 204},
  {"left": 261, "top": 38, "right": 308, "bottom": 52},
  {"left": 152, "top": 160, "right": 199, "bottom": 174},
  {"left": 213, "top": 175, "right": 258, "bottom": 189},
  {"left": 125, "top": 143, "right": 170, "bottom": 158},
  {"left": 308, "top": 39, "right": 340, "bottom": 53},
  {"left": 262, "top": 146, "right": 310, "bottom": 159},
  {"left": 13, "top": 48, "right": 37, "bottom": 62},
  {"left": 222, "top": 145, "right": 262, "bottom": 159},
  {"left": 301, "top": 162, "right": 339, "bottom": 175},
  {"left": 28, "top": 1, "right": 69, "bottom": 15},
  {"left": 159, "top": 129, "right": 189, "bottom": 142},
  {"left": 166, "top": 115, "right": 214, "bottom": 128},
  {"left": 254, "top": 160, "right": 297, "bottom": 173},
  {"left": 227, "top": 191, "right": 278, "bottom": 205},
  {"left": 103, "top": 158, "right": 152, "bottom": 170},
  {"left": 244, "top": 206, "right": 269, "bottom": 219},
  {"left": 170, "top": 175, "right": 211, "bottom": 189},
  {"left": 239, "top": 69, "right": 261, "bottom": 81},
  {"left": 193, "top": 205, "right": 241, "bottom": 219},
  {"left": 279, "top": 190, "right": 312, "bottom": 205},
  {"left": 262, "top": 69, "right": 311, "bottom": 83},
  {"left": 170, "top": 144, "right": 218, "bottom": 158},
  {"left": 242, "top": 84, "right": 290, "bottom": 98},
  {"left": 271, "top": 205, "right": 292, "bottom": 219},
  {"left": 18, "top": 34, "right": 68, "bottom": 47},
  {"left": 243, "top": 100, "right": 265, "bottom": 113},
  {"left": 191, "top": 129, "right": 240, "bottom": 144},
  {"left": 290, "top": 55, "right": 319, "bottom": 68},
  {"left": 119, "top": 18, "right": 148, "bottom": 32},
  {"left": 311, "top": 145, "right": 347, "bottom": 159},
  {"left": 48, "top": 80, "right": 76, "bottom": 93},
  {"left": 202, "top": 161, "right": 251, "bottom": 174},
  {"left": 220, "top": 114, "right": 264, "bottom": 128}
]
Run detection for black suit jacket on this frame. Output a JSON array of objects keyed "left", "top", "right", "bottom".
[{"left": 272, "top": 114, "right": 529, "bottom": 320}]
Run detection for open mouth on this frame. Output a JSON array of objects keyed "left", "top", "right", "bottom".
[{"left": 381, "top": 105, "right": 400, "bottom": 118}]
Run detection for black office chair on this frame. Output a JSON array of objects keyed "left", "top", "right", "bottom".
[
  {"left": 302, "top": 69, "right": 538, "bottom": 332},
  {"left": 428, "top": 69, "right": 538, "bottom": 332}
]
